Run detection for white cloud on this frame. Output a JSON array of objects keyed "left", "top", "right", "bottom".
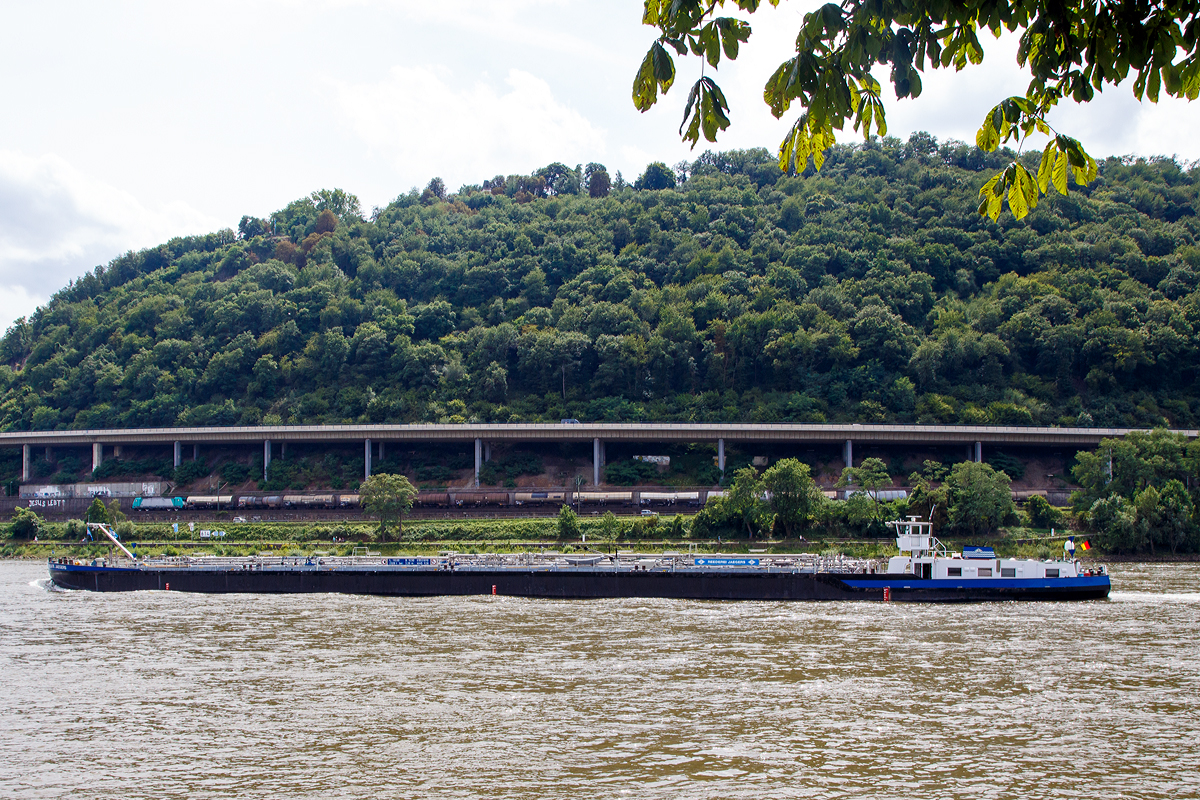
[
  {"left": 0, "top": 285, "right": 43, "bottom": 335},
  {"left": 0, "top": 151, "right": 221, "bottom": 332},
  {"left": 334, "top": 67, "right": 608, "bottom": 190}
]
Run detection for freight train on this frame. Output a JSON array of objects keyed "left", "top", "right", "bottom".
[{"left": 120, "top": 488, "right": 719, "bottom": 512}]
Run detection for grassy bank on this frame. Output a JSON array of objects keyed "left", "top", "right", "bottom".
[
  {"left": 1, "top": 518, "right": 1129, "bottom": 561},
  {"left": 4, "top": 538, "right": 900, "bottom": 560}
]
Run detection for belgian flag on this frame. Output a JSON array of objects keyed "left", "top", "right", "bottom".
[{"left": 1079, "top": 539, "right": 1092, "bottom": 551}]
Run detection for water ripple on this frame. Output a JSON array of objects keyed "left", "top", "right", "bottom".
[{"left": 1, "top": 561, "right": 1197, "bottom": 799}]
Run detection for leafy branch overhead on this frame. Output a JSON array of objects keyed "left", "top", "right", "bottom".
[{"left": 634, "top": 0, "right": 1200, "bottom": 219}]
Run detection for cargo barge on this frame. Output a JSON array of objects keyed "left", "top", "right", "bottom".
[{"left": 47, "top": 519, "right": 1109, "bottom": 602}]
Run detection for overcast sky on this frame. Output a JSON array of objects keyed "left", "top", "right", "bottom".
[{"left": 4, "top": 0, "right": 1200, "bottom": 332}]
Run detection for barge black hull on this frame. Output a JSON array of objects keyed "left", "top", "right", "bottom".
[{"left": 48, "top": 565, "right": 1111, "bottom": 602}]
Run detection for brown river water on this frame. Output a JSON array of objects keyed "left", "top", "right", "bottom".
[{"left": 1, "top": 560, "right": 1197, "bottom": 799}]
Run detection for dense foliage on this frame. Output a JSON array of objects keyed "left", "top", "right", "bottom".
[
  {"left": 5, "top": 137, "right": 1200, "bottom": 431},
  {"left": 694, "top": 456, "right": 1016, "bottom": 539},
  {"left": 1073, "top": 430, "right": 1200, "bottom": 553}
]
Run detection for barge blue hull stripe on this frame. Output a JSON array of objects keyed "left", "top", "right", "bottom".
[{"left": 841, "top": 577, "right": 1111, "bottom": 590}]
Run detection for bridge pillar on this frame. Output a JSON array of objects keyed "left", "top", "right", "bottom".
[
  {"left": 975, "top": 441, "right": 982, "bottom": 463},
  {"left": 484, "top": 442, "right": 491, "bottom": 462},
  {"left": 377, "top": 440, "right": 384, "bottom": 461},
  {"left": 281, "top": 441, "right": 287, "bottom": 458},
  {"left": 264, "top": 440, "right": 272, "bottom": 480},
  {"left": 475, "top": 438, "right": 482, "bottom": 487},
  {"left": 113, "top": 445, "right": 122, "bottom": 458},
  {"left": 193, "top": 444, "right": 199, "bottom": 461},
  {"left": 93, "top": 443, "right": 104, "bottom": 473},
  {"left": 22, "top": 445, "right": 30, "bottom": 482},
  {"left": 173, "top": 441, "right": 181, "bottom": 468},
  {"left": 593, "top": 438, "right": 602, "bottom": 485},
  {"left": 718, "top": 438, "right": 725, "bottom": 476},
  {"left": 364, "top": 439, "right": 372, "bottom": 480},
  {"left": 844, "top": 439, "right": 853, "bottom": 470}
]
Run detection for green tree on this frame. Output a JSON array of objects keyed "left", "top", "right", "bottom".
[
  {"left": 634, "top": 162, "right": 677, "bottom": 190},
  {"left": 86, "top": 498, "right": 109, "bottom": 524},
  {"left": 945, "top": 461, "right": 1014, "bottom": 536},
  {"left": 585, "top": 163, "right": 612, "bottom": 198},
  {"left": 1135, "top": 479, "right": 1196, "bottom": 554},
  {"left": 360, "top": 473, "right": 417, "bottom": 541},
  {"left": 1087, "top": 495, "right": 1142, "bottom": 553},
  {"left": 669, "top": 514, "right": 686, "bottom": 538},
  {"left": 630, "top": 0, "right": 1200, "bottom": 218},
  {"left": 600, "top": 510, "right": 619, "bottom": 540},
  {"left": 838, "top": 457, "right": 891, "bottom": 520},
  {"left": 1024, "top": 494, "right": 1062, "bottom": 529},
  {"left": 9, "top": 507, "right": 43, "bottom": 539},
  {"left": 311, "top": 188, "right": 362, "bottom": 219},
  {"left": 727, "top": 466, "right": 768, "bottom": 538},
  {"left": 537, "top": 163, "right": 579, "bottom": 196},
  {"left": 557, "top": 504, "right": 581, "bottom": 539},
  {"left": 761, "top": 458, "right": 819, "bottom": 538},
  {"left": 238, "top": 215, "right": 268, "bottom": 239},
  {"left": 421, "top": 177, "right": 447, "bottom": 202},
  {"left": 906, "top": 466, "right": 950, "bottom": 531}
]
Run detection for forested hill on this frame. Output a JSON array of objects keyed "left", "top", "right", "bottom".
[{"left": 3, "top": 136, "right": 1200, "bottom": 432}]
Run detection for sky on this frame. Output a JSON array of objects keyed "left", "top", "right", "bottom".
[{"left": 3, "top": 0, "right": 1200, "bottom": 332}]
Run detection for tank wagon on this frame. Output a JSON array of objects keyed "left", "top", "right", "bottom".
[{"left": 123, "top": 488, "right": 721, "bottom": 515}]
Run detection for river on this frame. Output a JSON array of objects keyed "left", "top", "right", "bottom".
[{"left": 0, "top": 560, "right": 1196, "bottom": 799}]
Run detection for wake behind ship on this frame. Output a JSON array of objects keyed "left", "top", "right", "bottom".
[{"left": 48, "top": 520, "right": 1110, "bottom": 602}]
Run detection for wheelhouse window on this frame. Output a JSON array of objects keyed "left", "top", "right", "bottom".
[
  {"left": 947, "top": 567, "right": 962, "bottom": 577},
  {"left": 1000, "top": 568, "right": 1016, "bottom": 577},
  {"left": 1045, "top": 568, "right": 1060, "bottom": 578},
  {"left": 978, "top": 568, "right": 993, "bottom": 577}
]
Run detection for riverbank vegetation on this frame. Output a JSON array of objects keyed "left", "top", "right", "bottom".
[
  {"left": 0, "top": 457, "right": 1067, "bottom": 550},
  {"left": 1072, "top": 429, "right": 1200, "bottom": 553}
]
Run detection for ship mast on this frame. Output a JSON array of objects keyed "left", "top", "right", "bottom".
[{"left": 87, "top": 523, "right": 138, "bottom": 560}]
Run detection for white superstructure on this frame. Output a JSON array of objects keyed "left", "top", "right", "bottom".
[{"left": 885, "top": 515, "right": 1091, "bottom": 580}]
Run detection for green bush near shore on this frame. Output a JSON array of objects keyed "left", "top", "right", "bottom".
[
  {"left": 0, "top": 511, "right": 1109, "bottom": 562},
  {"left": 1, "top": 514, "right": 688, "bottom": 546}
]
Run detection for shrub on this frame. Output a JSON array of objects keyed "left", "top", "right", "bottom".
[
  {"left": 557, "top": 505, "right": 581, "bottom": 538},
  {"left": 10, "top": 508, "right": 43, "bottom": 539},
  {"left": 1025, "top": 494, "right": 1062, "bottom": 528}
]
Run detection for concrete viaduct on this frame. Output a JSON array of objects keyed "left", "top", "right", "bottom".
[{"left": 3, "top": 423, "right": 1195, "bottom": 487}]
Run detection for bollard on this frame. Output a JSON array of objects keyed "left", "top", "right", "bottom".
[
  {"left": 883, "top": 587, "right": 891, "bottom": 602},
  {"left": 165, "top": 583, "right": 170, "bottom": 591},
  {"left": 492, "top": 584, "right": 497, "bottom": 595}
]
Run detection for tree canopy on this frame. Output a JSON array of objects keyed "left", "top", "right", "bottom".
[
  {"left": 360, "top": 472, "right": 417, "bottom": 540},
  {"left": 3, "top": 141, "right": 1200, "bottom": 450},
  {"left": 635, "top": 0, "right": 1199, "bottom": 220},
  {"left": 1073, "top": 429, "right": 1200, "bottom": 552},
  {"left": 760, "top": 457, "right": 822, "bottom": 537},
  {"left": 945, "top": 460, "right": 1015, "bottom": 535}
]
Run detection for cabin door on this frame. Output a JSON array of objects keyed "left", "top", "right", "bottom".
[{"left": 918, "top": 563, "right": 932, "bottom": 580}]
